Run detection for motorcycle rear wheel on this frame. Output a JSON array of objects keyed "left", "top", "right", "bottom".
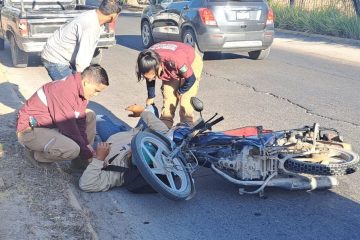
[
  {"left": 284, "top": 145, "right": 359, "bottom": 176},
  {"left": 131, "top": 131, "right": 193, "bottom": 200}
]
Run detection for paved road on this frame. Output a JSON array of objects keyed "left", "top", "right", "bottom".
[{"left": 1, "top": 12, "right": 360, "bottom": 240}]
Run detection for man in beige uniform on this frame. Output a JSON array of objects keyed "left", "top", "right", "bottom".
[
  {"left": 16, "top": 65, "right": 109, "bottom": 164},
  {"left": 79, "top": 108, "right": 169, "bottom": 192}
]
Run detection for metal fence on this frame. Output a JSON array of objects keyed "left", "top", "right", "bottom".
[{"left": 270, "top": 0, "right": 359, "bottom": 16}]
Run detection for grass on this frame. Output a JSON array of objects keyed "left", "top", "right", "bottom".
[{"left": 269, "top": 3, "right": 360, "bottom": 40}]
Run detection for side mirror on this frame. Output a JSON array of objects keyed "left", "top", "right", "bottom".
[{"left": 190, "top": 97, "right": 203, "bottom": 112}]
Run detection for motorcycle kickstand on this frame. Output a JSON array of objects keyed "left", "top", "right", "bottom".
[
  {"left": 238, "top": 188, "right": 267, "bottom": 199},
  {"left": 258, "top": 190, "right": 267, "bottom": 199}
]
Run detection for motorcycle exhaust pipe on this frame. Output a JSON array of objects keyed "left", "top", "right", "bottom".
[
  {"left": 266, "top": 176, "right": 338, "bottom": 191},
  {"left": 211, "top": 164, "right": 338, "bottom": 190}
]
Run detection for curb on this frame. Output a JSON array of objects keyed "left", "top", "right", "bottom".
[{"left": 275, "top": 28, "right": 360, "bottom": 47}]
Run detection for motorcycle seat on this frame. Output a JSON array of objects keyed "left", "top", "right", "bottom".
[{"left": 223, "top": 126, "right": 272, "bottom": 137}]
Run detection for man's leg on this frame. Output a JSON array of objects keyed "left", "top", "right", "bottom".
[
  {"left": 179, "top": 53, "right": 203, "bottom": 125},
  {"left": 179, "top": 80, "right": 200, "bottom": 125},
  {"left": 141, "top": 111, "right": 169, "bottom": 134},
  {"left": 160, "top": 80, "right": 179, "bottom": 128},
  {"left": 18, "top": 128, "right": 80, "bottom": 162},
  {"left": 85, "top": 109, "right": 96, "bottom": 146},
  {"left": 42, "top": 59, "right": 73, "bottom": 81}
]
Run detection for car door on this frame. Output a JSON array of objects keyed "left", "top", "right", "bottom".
[
  {"left": 150, "top": 0, "right": 171, "bottom": 41},
  {"left": 165, "top": 0, "right": 191, "bottom": 41}
]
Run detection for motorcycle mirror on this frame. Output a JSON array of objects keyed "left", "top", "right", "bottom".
[{"left": 190, "top": 97, "right": 203, "bottom": 112}]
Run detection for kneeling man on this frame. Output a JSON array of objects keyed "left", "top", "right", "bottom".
[{"left": 16, "top": 65, "right": 109, "bottom": 165}]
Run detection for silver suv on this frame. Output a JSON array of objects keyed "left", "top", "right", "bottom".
[{"left": 141, "top": 0, "right": 274, "bottom": 60}]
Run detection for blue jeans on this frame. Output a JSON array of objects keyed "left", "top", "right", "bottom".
[
  {"left": 96, "top": 105, "right": 159, "bottom": 141},
  {"left": 42, "top": 59, "right": 73, "bottom": 81}
]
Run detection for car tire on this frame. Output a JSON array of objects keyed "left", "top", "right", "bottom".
[
  {"left": 182, "top": 28, "right": 203, "bottom": 58},
  {"left": 9, "top": 34, "right": 28, "bottom": 68},
  {"left": 141, "top": 21, "right": 154, "bottom": 49},
  {"left": 248, "top": 47, "right": 271, "bottom": 60},
  {"left": 90, "top": 48, "right": 102, "bottom": 65},
  {"left": 0, "top": 38, "right": 4, "bottom": 50}
]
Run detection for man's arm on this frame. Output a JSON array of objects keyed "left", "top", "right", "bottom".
[
  {"left": 47, "top": 88, "right": 93, "bottom": 160},
  {"left": 174, "top": 51, "right": 196, "bottom": 95},
  {"left": 79, "top": 142, "right": 124, "bottom": 192},
  {"left": 79, "top": 158, "right": 117, "bottom": 192}
]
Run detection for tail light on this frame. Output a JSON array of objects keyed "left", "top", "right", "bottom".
[
  {"left": 18, "top": 19, "right": 29, "bottom": 37},
  {"left": 199, "top": 8, "right": 217, "bottom": 26},
  {"left": 108, "top": 21, "right": 116, "bottom": 33},
  {"left": 266, "top": 8, "right": 274, "bottom": 25}
]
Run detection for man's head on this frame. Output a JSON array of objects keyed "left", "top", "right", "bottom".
[
  {"left": 98, "top": 0, "right": 122, "bottom": 24},
  {"left": 81, "top": 64, "right": 109, "bottom": 100},
  {"left": 136, "top": 49, "right": 162, "bottom": 82}
]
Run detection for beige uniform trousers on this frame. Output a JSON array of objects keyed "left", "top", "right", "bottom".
[
  {"left": 17, "top": 109, "right": 96, "bottom": 162},
  {"left": 160, "top": 52, "right": 203, "bottom": 128}
]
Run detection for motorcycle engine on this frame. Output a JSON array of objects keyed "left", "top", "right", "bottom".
[{"left": 217, "top": 145, "right": 267, "bottom": 180}]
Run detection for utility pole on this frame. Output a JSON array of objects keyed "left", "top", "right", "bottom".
[{"left": 353, "top": 0, "right": 360, "bottom": 16}]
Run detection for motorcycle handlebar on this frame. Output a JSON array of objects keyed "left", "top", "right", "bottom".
[{"left": 207, "top": 116, "right": 224, "bottom": 129}]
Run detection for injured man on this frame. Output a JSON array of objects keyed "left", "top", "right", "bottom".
[{"left": 79, "top": 105, "right": 168, "bottom": 192}]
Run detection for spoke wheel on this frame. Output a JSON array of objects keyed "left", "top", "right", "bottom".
[
  {"left": 284, "top": 145, "right": 359, "bottom": 176},
  {"left": 131, "top": 131, "right": 192, "bottom": 200}
]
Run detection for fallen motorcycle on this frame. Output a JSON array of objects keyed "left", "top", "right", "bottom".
[{"left": 131, "top": 97, "right": 359, "bottom": 200}]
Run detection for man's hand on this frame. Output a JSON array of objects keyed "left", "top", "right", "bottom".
[
  {"left": 125, "top": 104, "right": 145, "bottom": 117},
  {"left": 146, "top": 98, "right": 155, "bottom": 106},
  {"left": 95, "top": 142, "right": 110, "bottom": 161},
  {"left": 176, "top": 91, "right": 182, "bottom": 100}
]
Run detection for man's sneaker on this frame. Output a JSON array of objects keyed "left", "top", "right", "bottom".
[{"left": 24, "top": 149, "right": 52, "bottom": 168}]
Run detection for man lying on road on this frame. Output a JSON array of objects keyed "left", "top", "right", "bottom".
[
  {"left": 16, "top": 65, "right": 109, "bottom": 167},
  {"left": 79, "top": 105, "right": 168, "bottom": 192}
]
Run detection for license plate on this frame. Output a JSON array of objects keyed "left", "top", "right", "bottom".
[{"left": 236, "top": 11, "right": 250, "bottom": 20}]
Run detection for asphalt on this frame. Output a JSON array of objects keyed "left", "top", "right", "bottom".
[{"left": 1, "top": 12, "right": 360, "bottom": 240}]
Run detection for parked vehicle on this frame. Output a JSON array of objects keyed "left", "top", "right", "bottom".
[
  {"left": 131, "top": 97, "right": 359, "bottom": 200},
  {"left": 0, "top": 0, "right": 116, "bottom": 67},
  {"left": 141, "top": 0, "right": 274, "bottom": 59}
]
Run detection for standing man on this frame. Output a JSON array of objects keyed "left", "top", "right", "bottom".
[
  {"left": 16, "top": 65, "right": 109, "bottom": 165},
  {"left": 135, "top": 41, "right": 203, "bottom": 128},
  {"left": 41, "top": 0, "right": 121, "bottom": 80}
]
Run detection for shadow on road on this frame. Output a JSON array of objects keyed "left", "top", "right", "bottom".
[
  {"left": 115, "top": 34, "right": 143, "bottom": 51},
  {"left": 203, "top": 52, "right": 249, "bottom": 61},
  {"left": 0, "top": 43, "right": 42, "bottom": 68}
]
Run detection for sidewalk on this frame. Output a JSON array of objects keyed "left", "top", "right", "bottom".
[{"left": 0, "top": 67, "right": 96, "bottom": 239}]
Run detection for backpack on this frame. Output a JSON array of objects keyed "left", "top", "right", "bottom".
[{"left": 102, "top": 153, "right": 157, "bottom": 194}]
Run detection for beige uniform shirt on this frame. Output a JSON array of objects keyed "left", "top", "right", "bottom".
[{"left": 78, "top": 129, "right": 138, "bottom": 192}]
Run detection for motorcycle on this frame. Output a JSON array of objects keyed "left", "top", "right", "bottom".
[{"left": 131, "top": 97, "right": 359, "bottom": 200}]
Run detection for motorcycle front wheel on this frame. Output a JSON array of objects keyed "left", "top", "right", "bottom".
[
  {"left": 284, "top": 145, "right": 359, "bottom": 176},
  {"left": 131, "top": 131, "right": 193, "bottom": 200}
]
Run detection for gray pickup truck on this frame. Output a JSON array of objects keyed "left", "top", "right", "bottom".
[{"left": 0, "top": 0, "right": 116, "bottom": 67}]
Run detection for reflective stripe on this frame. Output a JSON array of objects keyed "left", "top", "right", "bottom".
[
  {"left": 37, "top": 87, "right": 48, "bottom": 106},
  {"left": 43, "top": 137, "right": 56, "bottom": 152}
]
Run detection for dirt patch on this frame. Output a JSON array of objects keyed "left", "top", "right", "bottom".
[{"left": 0, "top": 94, "right": 93, "bottom": 239}]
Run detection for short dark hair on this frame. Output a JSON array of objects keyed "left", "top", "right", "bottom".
[
  {"left": 136, "top": 49, "right": 161, "bottom": 81},
  {"left": 99, "top": 0, "right": 122, "bottom": 15},
  {"left": 82, "top": 64, "right": 109, "bottom": 86}
]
